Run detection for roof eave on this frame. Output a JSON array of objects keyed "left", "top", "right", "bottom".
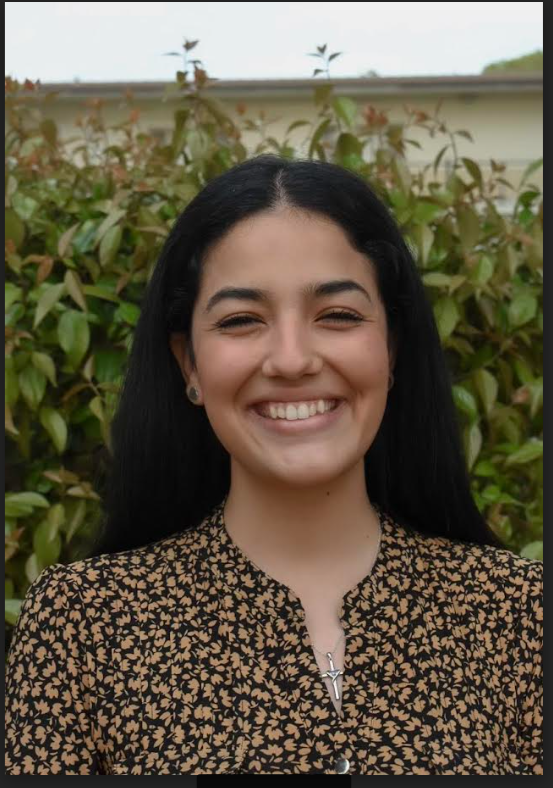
[{"left": 35, "top": 73, "right": 543, "bottom": 101}]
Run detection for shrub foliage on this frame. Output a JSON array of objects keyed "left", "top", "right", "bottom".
[{"left": 5, "top": 44, "right": 543, "bottom": 635}]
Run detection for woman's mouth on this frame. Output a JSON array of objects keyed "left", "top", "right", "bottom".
[{"left": 247, "top": 399, "right": 346, "bottom": 435}]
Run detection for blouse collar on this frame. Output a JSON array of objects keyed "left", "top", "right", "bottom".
[{"left": 195, "top": 496, "right": 419, "bottom": 634}]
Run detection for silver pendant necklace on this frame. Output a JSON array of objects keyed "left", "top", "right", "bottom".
[
  {"left": 313, "top": 633, "right": 345, "bottom": 700},
  {"left": 311, "top": 510, "right": 382, "bottom": 703}
]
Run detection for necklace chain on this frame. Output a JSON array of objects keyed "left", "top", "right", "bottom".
[
  {"left": 312, "top": 514, "right": 382, "bottom": 705},
  {"left": 312, "top": 632, "right": 345, "bottom": 659},
  {"left": 311, "top": 509, "right": 382, "bottom": 661}
]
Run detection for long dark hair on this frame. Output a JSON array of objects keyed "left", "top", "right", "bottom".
[{"left": 87, "top": 154, "right": 503, "bottom": 556}]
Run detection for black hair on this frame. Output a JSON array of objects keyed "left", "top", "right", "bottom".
[{"left": 87, "top": 154, "right": 504, "bottom": 556}]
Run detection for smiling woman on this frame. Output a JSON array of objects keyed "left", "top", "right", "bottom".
[{"left": 5, "top": 155, "right": 542, "bottom": 775}]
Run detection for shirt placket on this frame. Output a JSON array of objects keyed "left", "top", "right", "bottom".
[{"left": 268, "top": 592, "right": 357, "bottom": 775}]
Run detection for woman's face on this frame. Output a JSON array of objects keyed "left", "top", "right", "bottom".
[{"left": 171, "top": 208, "right": 394, "bottom": 489}]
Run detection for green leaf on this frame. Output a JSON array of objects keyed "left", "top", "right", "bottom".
[
  {"left": 513, "top": 357, "right": 534, "bottom": 385},
  {"left": 95, "top": 209, "right": 126, "bottom": 248},
  {"left": 453, "top": 385, "right": 479, "bottom": 422},
  {"left": 33, "top": 518, "right": 62, "bottom": 565},
  {"left": 5, "top": 501, "right": 33, "bottom": 518},
  {"left": 89, "top": 396, "right": 105, "bottom": 422},
  {"left": 473, "top": 368, "right": 498, "bottom": 416},
  {"left": 480, "top": 484, "right": 501, "bottom": 503},
  {"left": 57, "top": 222, "right": 80, "bottom": 257},
  {"left": 94, "top": 348, "right": 126, "bottom": 383},
  {"left": 5, "top": 283, "right": 23, "bottom": 310},
  {"left": 469, "top": 255, "right": 494, "bottom": 285},
  {"left": 335, "top": 132, "right": 363, "bottom": 156},
  {"left": 32, "top": 352, "right": 57, "bottom": 386},
  {"left": 82, "top": 285, "right": 121, "bottom": 304},
  {"left": 286, "top": 120, "right": 311, "bottom": 135},
  {"left": 5, "top": 357, "right": 20, "bottom": 406},
  {"left": 99, "top": 225, "right": 123, "bottom": 268},
  {"left": 39, "top": 407, "right": 68, "bottom": 453},
  {"left": 64, "top": 270, "right": 88, "bottom": 312},
  {"left": 411, "top": 224, "right": 434, "bottom": 267},
  {"left": 422, "top": 272, "right": 452, "bottom": 288},
  {"left": 187, "top": 128, "right": 210, "bottom": 160},
  {"left": 389, "top": 189, "right": 409, "bottom": 210},
  {"left": 428, "top": 185, "right": 455, "bottom": 208},
  {"left": 463, "top": 422, "right": 482, "bottom": 470},
  {"left": 18, "top": 365, "right": 47, "bottom": 410},
  {"left": 432, "top": 144, "right": 450, "bottom": 177},
  {"left": 115, "top": 301, "right": 141, "bottom": 326},
  {"left": 65, "top": 499, "right": 86, "bottom": 543},
  {"left": 456, "top": 205, "right": 481, "bottom": 252},
  {"left": 499, "top": 246, "right": 521, "bottom": 279},
  {"left": 332, "top": 97, "right": 358, "bottom": 128},
  {"left": 433, "top": 296, "right": 460, "bottom": 342},
  {"left": 5, "top": 491, "right": 50, "bottom": 518},
  {"left": 25, "top": 553, "right": 42, "bottom": 583},
  {"left": 6, "top": 492, "right": 50, "bottom": 507},
  {"left": 6, "top": 302, "right": 25, "bottom": 328},
  {"left": 508, "top": 293, "right": 537, "bottom": 329},
  {"left": 446, "top": 173, "right": 467, "bottom": 202},
  {"left": 520, "top": 540, "right": 543, "bottom": 561},
  {"left": 47, "top": 502, "right": 65, "bottom": 530},
  {"left": 455, "top": 129, "right": 474, "bottom": 143},
  {"left": 72, "top": 219, "right": 99, "bottom": 255},
  {"left": 5, "top": 209, "right": 26, "bottom": 250},
  {"left": 5, "top": 599, "right": 23, "bottom": 626},
  {"left": 505, "top": 440, "right": 543, "bottom": 466},
  {"left": 413, "top": 200, "right": 444, "bottom": 225},
  {"left": 12, "top": 192, "right": 39, "bottom": 221},
  {"left": 461, "top": 157, "right": 483, "bottom": 188},
  {"left": 308, "top": 118, "right": 332, "bottom": 158},
  {"left": 527, "top": 378, "right": 543, "bottom": 419},
  {"left": 473, "top": 460, "right": 496, "bottom": 477},
  {"left": 34, "top": 283, "right": 65, "bottom": 329},
  {"left": 58, "top": 310, "right": 90, "bottom": 369}
]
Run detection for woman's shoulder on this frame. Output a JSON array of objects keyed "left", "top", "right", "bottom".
[
  {"left": 388, "top": 513, "right": 542, "bottom": 606},
  {"left": 21, "top": 525, "right": 207, "bottom": 610}
]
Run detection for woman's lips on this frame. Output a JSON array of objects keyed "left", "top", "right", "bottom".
[{"left": 247, "top": 399, "right": 347, "bottom": 435}]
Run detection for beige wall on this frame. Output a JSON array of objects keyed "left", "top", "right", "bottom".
[{"left": 38, "top": 86, "right": 544, "bottom": 208}]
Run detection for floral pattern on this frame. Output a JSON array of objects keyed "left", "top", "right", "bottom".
[{"left": 5, "top": 499, "right": 542, "bottom": 775}]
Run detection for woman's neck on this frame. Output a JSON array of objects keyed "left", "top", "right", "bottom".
[{"left": 222, "top": 469, "right": 381, "bottom": 595}]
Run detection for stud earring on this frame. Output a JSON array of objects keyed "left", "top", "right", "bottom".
[{"left": 188, "top": 386, "right": 199, "bottom": 402}]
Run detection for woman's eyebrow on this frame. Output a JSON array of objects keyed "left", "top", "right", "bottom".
[{"left": 203, "top": 279, "right": 372, "bottom": 314}]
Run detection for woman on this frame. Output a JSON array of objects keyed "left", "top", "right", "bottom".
[{"left": 5, "top": 155, "right": 542, "bottom": 775}]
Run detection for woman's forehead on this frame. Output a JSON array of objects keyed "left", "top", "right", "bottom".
[
  {"left": 200, "top": 213, "right": 377, "bottom": 292},
  {"left": 207, "top": 210, "right": 355, "bottom": 254}
]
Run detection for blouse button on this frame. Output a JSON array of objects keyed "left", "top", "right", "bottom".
[{"left": 334, "top": 756, "right": 350, "bottom": 774}]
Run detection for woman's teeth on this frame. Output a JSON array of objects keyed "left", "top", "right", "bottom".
[{"left": 260, "top": 399, "right": 338, "bottom": 421}]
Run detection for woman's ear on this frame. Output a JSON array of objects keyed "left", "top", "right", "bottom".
[{"left": 169, "top": 333, "right": 194, "bottom": 388}]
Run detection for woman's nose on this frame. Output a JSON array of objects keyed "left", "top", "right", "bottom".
[{"left": 261, "top": 323, "right": 322, "bottom": 378}]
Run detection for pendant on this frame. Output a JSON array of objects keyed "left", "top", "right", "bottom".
[{"left": 320, "top": 652, "right": 344, "bottom": 700}]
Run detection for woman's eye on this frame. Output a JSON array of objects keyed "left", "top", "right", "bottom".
[
  {"left": 324, "top": 311, "right": 364, "bottom": 323},
  {"left": 216, "top": 315, "right": 260, "bottom": 329},
  {"left": 216, "top": 311, "right": 364, "bottom": 330}
]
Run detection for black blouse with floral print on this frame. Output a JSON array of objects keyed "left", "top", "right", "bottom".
[{"left": 5, "top": 499, "right": 543, "bottom": 775}]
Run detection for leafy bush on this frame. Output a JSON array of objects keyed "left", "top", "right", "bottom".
[{"left": 5, "top": 44, "right": 543, "bottom": 639}]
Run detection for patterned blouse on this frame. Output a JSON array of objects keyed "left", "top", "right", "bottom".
[{"left": 5, "top": 499, "right": 543, "bottom": 775}]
